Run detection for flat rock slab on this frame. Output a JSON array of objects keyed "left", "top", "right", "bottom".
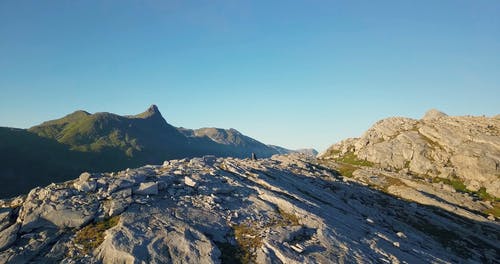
[
  {"left": 0, "top": 223, "right": 19, "bottom": 251},
  {"left": 134, "top": 182, "right": 158, "bottom": 195}
]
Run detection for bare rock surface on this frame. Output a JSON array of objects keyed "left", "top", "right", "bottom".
[
  {"left": 321, "top": 110, "right": 500, "bottom": 197},
  {"left": 0, "top": 154, "right": 498, "bottom": 263}
]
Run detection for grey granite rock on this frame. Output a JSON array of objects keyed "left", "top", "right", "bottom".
[
  {"left": 0, "top": 208, "right": 12, "bottom": 232},
  {"left": 321, "top": 110, "right": 500, "bottom": 197},
  {"left": 73, "top": 180, "right": 97, "bottom": 193},
  {"left": 0, "top": 223, "right": 19, "bottom": 251},
  {"left": 134, "top": 182, "right": 158, "bottom": 195},
  {"left": 0, "top": 155, "right": 498, "bottom": 263}
]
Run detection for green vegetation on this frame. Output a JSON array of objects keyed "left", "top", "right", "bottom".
[
  {"left": 382, "top": 177, "right": 406, "bottom": 193},
  {"left": 231, "top": 208, "right": 300, "bottom": 264},
  {"left": 432, "top": 177, "right": 500, "bottom": 212},
  {"left": 1, "top": 106, "right": 291, "bottom": 198},
  {"left": 29, "top": 110, "right": 181, "bottom": 158},
  {"left": 233, "top": 222, "right": 262, "bottom": 264},
  {"left": 75, "top": 216, "right": 120, "bottom": 254},
  {"left": 318, "top": 151, "right": 374, "bottom": 178},
  {"left": 276, "top": 207, "right": 300, "bottom": 226},
  {"left": 476, "top": 187, "right": 500, "bottom": 202},
  {"left": 484, "top": 203, "right": 500, "bottom": 218},
  {"left": 432, "top": 177, "right": 469, "bottom": 193},
  {"left": 334, "top": 152, "right": 373, "bottom": 167},
  {"left": 336, "top": 164, "right": 357, "bottom": 178}
]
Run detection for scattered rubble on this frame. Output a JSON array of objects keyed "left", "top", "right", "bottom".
[{"left": 0, "top": 154, "right": 498, "bottom": 263}]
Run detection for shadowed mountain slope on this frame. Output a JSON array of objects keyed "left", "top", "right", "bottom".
[
  {"left": 0, "top": 127, "right": 132, "bottom": 198},
  {"left": 1, "top": 105, "right": 299, "bottom": 198}
]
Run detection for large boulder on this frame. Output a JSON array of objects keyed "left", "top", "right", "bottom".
[
  {"left": 73, "top": 172, "right": 97, "bottom": 193},
  {"left": 105, "top": 188, "right": 132, "bottom": 217},
  {"left": 18, "top": 188, "right": 98, "bottom": 232},
  {"left": 74, "top": 180, "right": 97, "bottom": 193}
]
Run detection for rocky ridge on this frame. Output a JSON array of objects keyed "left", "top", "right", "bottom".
[
  {"left": 320, "top": 110, "right": 500, "bottom": 197},
  {"left": 0, "top": 154, "right": 498, "bottom": 263}
]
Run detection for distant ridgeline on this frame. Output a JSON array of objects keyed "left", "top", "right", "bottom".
[{"left": 0, "top": 105, "right": 316, "bottom": 198}]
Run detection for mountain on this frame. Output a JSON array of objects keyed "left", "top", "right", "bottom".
[
  {"left": 0, "top": 154, "right": 497, "bottom": 263},
  {"left": 29, "top": 105, "right": 192, "bottom": 164},
  {"left": 320, "top": 109, "right": 500, "bottom": 198},
  {"left": 29, "top": 105, "right": 282, "bottom": 161},
  {"left": 294, "top": 148, "right": 319, "bottom": 156},
  {"left": 179, "top": 127, "right": 280, "bottom": 158},
  {"left": 268, "top": 145, "right": 319, "bottom": 156},
  {"left": 0, "top": 105, "right": 289, "bottom": 198}
]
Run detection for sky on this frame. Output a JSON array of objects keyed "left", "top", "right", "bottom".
[{"left": 1, "top": 1, "right": 499, "bottom": 151}]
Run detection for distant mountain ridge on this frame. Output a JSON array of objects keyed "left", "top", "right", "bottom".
[
  {"left": 1, "top": 105, "right": 314, "bottom": 198},
  {"left": 29, "top": 105, "right": 191, "bottom": 164},
  {"left": 28, "top": 105, "right": 284, "bottom": 161},
  {"left": 178, "top": 127, "right": 280, "bottom": 158}
]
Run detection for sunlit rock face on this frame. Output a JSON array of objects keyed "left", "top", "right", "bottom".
[
  {"left": 321, "top": 110, "right": 500, "bottom": 197},
  {"left": 0, "top": 153, "right": 498, "bottom": 263}
]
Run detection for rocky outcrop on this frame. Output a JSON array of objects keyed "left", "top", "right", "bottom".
[
  {"left": 0, "top": 154, "right": 498, "bottom": 263},
  {"left": 321, "top": 110, "right": 500, "bottom": 197}
]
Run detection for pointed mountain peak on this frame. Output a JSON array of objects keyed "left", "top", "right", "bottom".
[
  {"left": 133, "top": 104, "right": 164, "bottom": 119},
  {"left": 147, "top": 104, "right": 159, "bottom": 114}
]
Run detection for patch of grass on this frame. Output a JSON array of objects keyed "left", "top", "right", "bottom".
[
  {"left": 74, "top": 216, "right": 120, "bottom": 254},
  {"left": 382, "top": 177, "right": 406, "bottom": 193},
  {"left": 477, "top": 187, "right": 500, "bottom": 202},
  {"left": 336, "top": 164, "right": 357, "bottom": 178},
  {"left": 233, "top": 222, "right": 263, "bottom": 264},
  {"left": 276, "top": 207, "right": 300, "bottom": 226},
  {"left": 433, "top": 178, "right": 500, "bottom": 205},
  {"left": 232, "top": 208, "right": 300, "bottom": 264},
  {"left": 335, "top": 152, "right": 373, "bottom": 167},
  {"left": 484, "top": 204, "right": 500, "bottom": 218},
  {"left": 432, "top": 177, "right": 470, "bottom": 193}
]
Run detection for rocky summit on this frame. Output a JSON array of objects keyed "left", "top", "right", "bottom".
[
  {"left": 321, "top": 110, "right": 500, "bottom": 197},
  {"left": 0, "top": 154, "right": 498, "bottom": 263}
]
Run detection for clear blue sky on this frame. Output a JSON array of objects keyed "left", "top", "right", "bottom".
[{"left": 1, "top": 1, "right": 499, "bottom": 151}]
